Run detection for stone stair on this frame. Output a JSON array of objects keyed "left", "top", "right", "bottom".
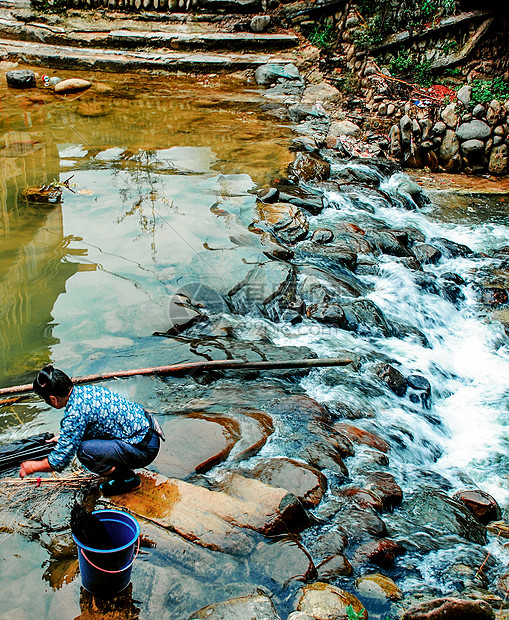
[{"left": 0, "top": 1, "right": 303, "bottom": 72}]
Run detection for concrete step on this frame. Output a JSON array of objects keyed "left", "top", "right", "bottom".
[
  {"left": 0, "top": 16, "right": 299, "bottom": 51},
  {"left": 0, "top": 35, "right": 296, "bottom": 71}
]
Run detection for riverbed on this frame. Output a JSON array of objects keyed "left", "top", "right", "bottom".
[{"left": 0, "top": 68, "right": 508, "bottom": 619}]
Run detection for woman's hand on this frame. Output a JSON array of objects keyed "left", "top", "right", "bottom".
[
  {"left": 46, "top": 435, "right": 59, "bottom": 443},
  {"left": 19, "top": 458, "right": 53, "bottom": 478}
]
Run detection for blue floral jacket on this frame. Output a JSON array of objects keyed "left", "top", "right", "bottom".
[{"left": 47, "top": 385, "right": 150, "bottom": 471}]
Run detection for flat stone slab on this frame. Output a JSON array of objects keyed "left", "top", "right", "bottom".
[
  {"left": 110, "top": 471, "right": 307, "bottom": 554},
  {"left": 151, "top": 414, "right": 240, "bottom": 479},
  {"left": 0, "top": 37, "right": 296, "bottom": 73}
]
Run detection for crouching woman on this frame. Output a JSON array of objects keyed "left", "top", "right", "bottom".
[{"left": 19, "top": 365, "right": 161, "bottom": 496}]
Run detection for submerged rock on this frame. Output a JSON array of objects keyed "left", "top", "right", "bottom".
[
  {"left": 355, "top": 573, "right": 402, "bottom": 600},
  {"left": 297, "top": 582, "right": 367, "bottom": 620},
  {"left": 189, "top": 592, "right": 282, "bottom": 620},
  {"left": 251, "top": 457, "right": 327, "bottom": 507},
  {"left": 54, "top": 78, "right": 91, "bottom": 93},
  {"left": 251, "top": 538, "right": 316, "bottom": 587},
  {"left": 254, "top": 202, "right": 309, "bottom": 245},
  {"left": 352, "top": 538, "right": 405, "bottom": 568}
]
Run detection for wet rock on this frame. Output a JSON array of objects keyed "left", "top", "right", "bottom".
[
  {"left": 441, "top": 272, "right": 466, "bottom": 285},
  {"left": 407, "top": 374, "right": 432, "bottom": 409},
  {"left": 54, "top": 78, "right": 92, "bottom": 94},
  {"left": 343, "top": 300, "right": 393, "bottom": 337},
  {"left": 412, "top": 243, "right": 442, "bottom": 264},
  {"left": 311, "top": 228, "right": 333, "bottom": 244},
  {"left": 431, "top": 237, "right": 473, "bottom": 257},
  {"left": 402, "top": 487, "right": 487, "bottom": 545},
  {"left": 6, "top": 69, "right": 36, "bottom": 88},
  {"left": 278, "top": 189, "right": 324, "bottom": 216},
  {"left": 389, "top": 124, "right": 402, "bottom": 159},
  {"left": 309, "top": 528, "right": 348, "bottom": 562},
  {"left": 291, "top": 136, "right": 319, "bottom": 152},
  {"left": 316, "top": 553, "right": 353, "bottom": 579},
  {"left": 365, "top": 229, "right": 410, "bottom": 257},
  {"left": 355, "top": 573, "right": 403, "bottom": 600},
  {"left": 250, "top": 15, "right": 271, "bottom": 32},
  {"left": 364, "top": 471, "right": 403, "bottom": 510},
  {"left": 289, "top": 152, "right": 331, "bottom": 183},
  {"left": 336, "top": 486, "right": 384, "bottom": 513},
  {"left": 255, "top": 202, "right": 309, "bottom": 245},
  {"left": 288, "top": 104, "right": 327, "bottom": 122},
  {"left": 479, "top": 286, "right": 508, "bottom": 306},
  {"left": 302, "top": 441, "right": 349, "bottom": 477},
  {"left": 254, "top": 63, "right": 301, "bottom": 86},
  {"left": 297, "top": 239, "right": 358, "bottom": 271},
  {"left": 228, "top": 262, "right": 297, "bottom": 320},
  {"left": 334, "top": 507, "right": 387, "bottom": 540},
  {"left": 400, "top": 115, "right": 412, "bottom": 148},
  {"left": 307, "top": 302, "right": 347, "bottom": 328},
  {"left": 333, "top": 423, "right": 390, "bottom": 453},
  {"left": 489, "top": 144, "right": 509, "bottom": 175},
  {"left": 297, "top": 582, "right": 367, "bottom": 620},
  {"left": 298, "top": 265, "right": 366, "bottom": 301},
  {"left": 401, "top": 597, "right": 494, "bottom": 620},
  {"left": 257, "top": 187, "right": 279, "bottom": 203},
  {"left": 112, "top": 471, "right": 308, "bottom": 555},
  {"left": 252, "top": 538, "right": 316, "bottom": 586},
  {"left": 152, "top": 415, "right": 240, "bottom": 479},
  {"left": 373, "top": 363, "right": 407, "bottom": 396},
  {"left": 456, "top": 120, "right": 492, "bottom": 142},
  {"left": 452, "top": 490, "right": 502, "bottom": 525},
  {"left": 229, "top": 409, "right": 274, "bottom": 462},
  {"left": 190, "top": 592, "right": 282, "bottom": 620},
  {"left": 352, "top": 538, "right": 405, "bottom": 568},
  {"left": 251, "top": 457, "right": 327, "bottom": 508},
  {"left": 219, "top": 472, "right": 311, "bottom": 534}
]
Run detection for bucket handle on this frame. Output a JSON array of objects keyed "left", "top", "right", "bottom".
[{"left": 79, "top": 537, "right": 140, "bottom": 574}]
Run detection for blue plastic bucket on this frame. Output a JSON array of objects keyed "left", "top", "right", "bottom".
[{"left": 72, "top": 509, "right": 140, "bottom": 598}]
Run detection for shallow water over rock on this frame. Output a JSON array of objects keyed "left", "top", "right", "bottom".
[{"left": 1, "top": 69, "right": 509, "bottom": 619}]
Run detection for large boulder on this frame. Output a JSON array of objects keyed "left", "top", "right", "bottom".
[
  {"left": 111, "top": 471, "right": 310, "bottom": 555},
  {"left": 301, "top": 82, "right": 341, "bottom": 105},
  {"left": 456, "top": 120, "right": 492, "bottom": 142},
  {"left": 289, "top": 152, "right": 331, "bottom": 183},
  {"left": 327, "top": 120, "right": 361, "bottom": 138}
]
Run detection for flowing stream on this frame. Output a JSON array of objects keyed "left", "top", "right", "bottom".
[{"left": 0, "top": 69, "right": 508, "bottom": 618}]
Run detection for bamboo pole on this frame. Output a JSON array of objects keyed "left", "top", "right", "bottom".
[{"left": 0, "top": 357, "right": 353, "bottom": 398}]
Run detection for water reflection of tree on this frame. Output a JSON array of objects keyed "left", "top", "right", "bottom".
[{"left": 113, "top": 149, "right": 171, "bottom": 259}]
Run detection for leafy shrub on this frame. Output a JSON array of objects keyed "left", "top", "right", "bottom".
[{"left": 471, "top": 78, "right": 509, "bottom": 105}]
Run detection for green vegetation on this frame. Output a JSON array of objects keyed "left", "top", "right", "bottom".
[
  {"left": 470, "top": 78, "right": 509, "bottom": 105},
  {"left": 308, "top": 19, "right": 335, "bottom": 49},
  {"left": 388, "top": 55, "right": 433, "bottom": 86},
  {"left": 346, "top": 605, "right": 367, "bottom": 620}
]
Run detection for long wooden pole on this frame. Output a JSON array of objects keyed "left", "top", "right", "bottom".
[{"left": 0, "top": 357, "right": 352, "bottom": 398}]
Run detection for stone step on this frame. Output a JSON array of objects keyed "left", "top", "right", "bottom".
[
  {"left": 0, "top": 16, "right": 299, "bottom": 52},
  {"left": 0, "top": 36, "right": 296, "bottom": 71}
]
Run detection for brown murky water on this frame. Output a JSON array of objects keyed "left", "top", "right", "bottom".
[{"left": 0, "top": 68, "right": 295, "bottom": 618}]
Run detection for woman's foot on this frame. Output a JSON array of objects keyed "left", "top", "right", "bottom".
[{"left": 100, "top": 473, "right": 141, "bottom": 496}]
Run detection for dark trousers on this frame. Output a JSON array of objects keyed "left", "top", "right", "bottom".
[{"left": 77, "top": 432, "right": 160, "bottom": 477}]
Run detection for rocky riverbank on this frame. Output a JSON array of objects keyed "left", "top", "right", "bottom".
[{"left": 2, "top": 56, "right": 509, "bottom": 619}]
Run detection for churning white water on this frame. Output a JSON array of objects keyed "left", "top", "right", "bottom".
[{"left": 276, "top": 165, "right": 509, "bottom": 512}]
